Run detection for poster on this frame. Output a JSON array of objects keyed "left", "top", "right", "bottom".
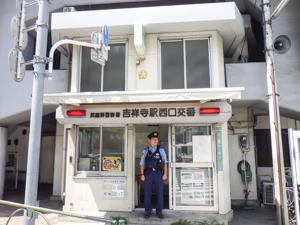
[
  {"left": 179, "top": 169, "right": 213, "bottom": 205},
  {"left": 192, "top": 135, "right": 212, "bottom": 163},
  {"left": 103, "top": 179, "right": 126, "bottom": 199},
  {"left": 102, "top": 156, "right": 122, "bottom": 171}
]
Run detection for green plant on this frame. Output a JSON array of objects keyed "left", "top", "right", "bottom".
[
  {"left": 171, "top": 219, "right": 224, "bottom": 225},
  {"left": 171, "top": 219, "right": 193, "bottom": 225},
  {"left": 195, "top": 220, "right": 224, "bottom": 225}
]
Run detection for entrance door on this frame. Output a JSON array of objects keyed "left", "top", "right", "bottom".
[
  {"left": 170, "top": 125, "right": 218, "bottom": 211},
  {"left": 134, "top": 124, "right": 169, "bottom": 209}
]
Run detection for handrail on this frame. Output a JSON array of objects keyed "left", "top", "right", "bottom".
[{"left": 0, "top": 200, "right": 117, "bottom": 224}]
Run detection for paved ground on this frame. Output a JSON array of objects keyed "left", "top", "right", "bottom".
[
  {"left": 229, "top": 207, "right": 277, "bottom": 225},
  {"left": 0, "top": 184, "right": 277, "bottom": 225}
]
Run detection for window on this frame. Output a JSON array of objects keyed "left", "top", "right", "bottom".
[
  {"left": 77, "top": 126, "right": 126, "bottom": 174},
  {"left": 254, "top": 129, "right": 290, "bottom": 167},
  {"left": 80, "top": 43, "right": 126, "bottom": 92},
  {"left": 160, "top": 39, "right": 210, "bottom": 89},
  {"left": 175, "top": 126, "right": 211, "bottom": 163}
]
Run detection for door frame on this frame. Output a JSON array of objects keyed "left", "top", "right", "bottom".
[
  {"left": 170, "top": 124, "right": 218, "bottom": 211},
  {"left": 133, "top": 124, "right": 171, "bottom": 210}
]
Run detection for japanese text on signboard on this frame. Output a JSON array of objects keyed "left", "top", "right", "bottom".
[{"left": 90, "top": 107, "right": 196, "bottom": 119}]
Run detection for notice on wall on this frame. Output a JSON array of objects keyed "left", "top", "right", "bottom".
[
  {"left": 192, "top": 135, "right": 212, "bottom": 163},
  {"left": 179, "top": 169, "right": 213, "bottom": 205},
  {"left": 102, "top": 157, "right": 122, "bottom": 171},
  {"left": 103, "top": 179, "right": 126, "bottom": 199}
]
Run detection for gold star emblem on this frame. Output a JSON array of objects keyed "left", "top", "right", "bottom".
[{"left": 138, "top": 70, "right": 147, "bottom": 79}]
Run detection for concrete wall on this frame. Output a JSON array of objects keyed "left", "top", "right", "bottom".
[
  {"left": 6, "top": 126, "right": 56, "bottom": 184},
  {"left": 52, "top": 123, "right": 64, "bottom": 197},
  {"left": 228, "top": 106, "right": 300, "bottom": 202},
  {"left": 228, "top": 108, "right": 258, "bottom": 202}
]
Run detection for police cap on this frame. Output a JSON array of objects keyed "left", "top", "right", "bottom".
[{"left": 147, "top": 131, "right": 159, "bottom": 139}]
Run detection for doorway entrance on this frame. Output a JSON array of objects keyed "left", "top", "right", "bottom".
[{"left": 134, "top": 124, "right": 169, "bottom": 209}]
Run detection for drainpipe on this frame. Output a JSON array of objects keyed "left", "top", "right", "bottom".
[{"left": 0, "top": 127, "right": 8, "bottom": 200}]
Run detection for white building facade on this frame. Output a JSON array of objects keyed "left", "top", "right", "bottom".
[{"left": 44, "top": 2, "right": 244, "bottom": 215}]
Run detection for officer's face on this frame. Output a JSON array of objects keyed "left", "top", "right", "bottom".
[{"left": 149, "top": 137, "right": 159, "bottom": 147}]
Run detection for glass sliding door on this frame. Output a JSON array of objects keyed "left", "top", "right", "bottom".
[{"left": 171, "top": 125, "right": 218, "bottom": 211}]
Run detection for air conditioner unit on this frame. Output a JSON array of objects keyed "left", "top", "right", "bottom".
[
  {"left": 263, "top": 182, "right": 275, "bottom": 205},
  {"left": 63, "top": 7, "right": 77, "bottom": 12}
]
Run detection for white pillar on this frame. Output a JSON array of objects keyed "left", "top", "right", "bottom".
[
  {"left": 52, "top": 123, "right": 64, "bottom": 198},
  {"left": 0, "top": 127, "right": 8, "bottom": 199},
  {"left": 214, "top": 123, "right": 231, "bottom": 214}
]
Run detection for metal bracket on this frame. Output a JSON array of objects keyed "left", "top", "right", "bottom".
[
  {"left": 33, "top": 55, "right": 51, "bottom": 64},
  {"left": 35, "top": 22, "right": 48, "bottom": 29}
]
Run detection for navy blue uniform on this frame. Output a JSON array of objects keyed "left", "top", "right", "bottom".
[{"left": 140, "top": 146, "right": 167, "bottom": 215}]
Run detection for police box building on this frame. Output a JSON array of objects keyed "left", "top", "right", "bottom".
[{"left": 43, "top": 2, "right": 244, "bottom": 221}]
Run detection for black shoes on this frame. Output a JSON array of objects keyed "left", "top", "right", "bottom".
[
  {"left": 156, "top": 213, "right": 164, "bottom": 219},
  {"left": 144, "top": 212, "right": 164, "bottom": 219}
]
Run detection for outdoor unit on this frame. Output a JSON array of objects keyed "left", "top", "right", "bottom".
[{"left": 263, "top": 182, "right": 275, "bottom": 205}]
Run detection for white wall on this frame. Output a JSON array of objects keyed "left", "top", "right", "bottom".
[
  {"left": 228, "top": 107, "right": 300, "bottom": 201},
  {"left": 52, "top": 123, "right": 64, "bottom": 197},
  {"left": 228, "top": 108, "right": 258, "bottom": 201},
  {"left": 7, "top": 126, "right": 30, "bottom": 182},
  {"left": 6, "top": 126, "right": 56, "bottom": 185},
  {"left": 63, "top": 126, "right": 134, "bottom": 212}
]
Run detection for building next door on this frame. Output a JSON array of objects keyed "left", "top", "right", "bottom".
[{"left": 170, "top": 125, "right": 218, "bottom": 211}]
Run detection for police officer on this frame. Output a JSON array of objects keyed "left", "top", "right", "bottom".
[{"left": 139, "top": 131, "right": 168, "bottom": 219}]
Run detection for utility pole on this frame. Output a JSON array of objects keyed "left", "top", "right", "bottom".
[
  {"left": 24, "top": 0, "right": 49, "bottom": 224},
  {"left": 262, "top": 0, "right": 289, "bottom": 224}
]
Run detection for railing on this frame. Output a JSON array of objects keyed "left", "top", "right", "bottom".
[{"left": 0, "top": 200, "right": 124, "bottom": 225}]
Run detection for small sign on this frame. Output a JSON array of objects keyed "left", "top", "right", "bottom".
[
  {"left": 102, "top": 156, "right": 122, "bottom": 171},
  {"left": 102, "top": 25, "right": 109, "bottom": 47},
  {"left": 103, "top": 179, "right": 126, "bottom": 199}
]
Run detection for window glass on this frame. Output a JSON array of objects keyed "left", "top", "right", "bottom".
[
  {"left": 175, "top": 168, "right": 214, "bottom": 206},
  {"left": 80, "top": 44, "right": 126, "bottom": 92},
  {"left": 175, "top": 126, "right": 211, "bottom": 163},
  {"left": 101, "top": 127, "right": 125, "bottom": 172},
  {"left": 80, "top": 47, "right": 102, "bottom": 92},
  {"left": 103, "top": 44, "right": 126, "bottom": 91},
  {"left": 77, "top": 127, "right": 100, "bottom": 171},
  {"left": 161, "top": 41, "right": 184, "bottom": 89},
  {"left": 186, "top": 40, "right": 210, "bottom": 88},
  {"left": 161, "top": 39, "right": 210, "bottom": 89}
]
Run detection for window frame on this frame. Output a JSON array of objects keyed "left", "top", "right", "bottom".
[
  {"left": 75, "top": 124, "right": 127, "bottom": 177},
  {"left": 158, "top": 37, "right": 212, "bottom": 90},
  {"left": 79, "top": 40, "right": 128, "bottom": 92}
]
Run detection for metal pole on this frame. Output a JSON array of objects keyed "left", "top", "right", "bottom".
[
  {"left": 288, "top": 129, "right": 300, "bottom": 225},
  {"left": 262, "top": 0, "right": 289, "bottom": 224},
  {"left": 24, "top": 0, "right": 49, "bottom": 224}
]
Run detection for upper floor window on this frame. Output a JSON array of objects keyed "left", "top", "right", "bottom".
[
  {"left": 80, "top": 43, "right": 126, "bottom": 92},
  {"left": 160, "top": 39, "right": 210, "bottom": 89}
]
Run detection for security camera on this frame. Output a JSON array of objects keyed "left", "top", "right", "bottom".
[{"left": 273, "top": 35, "right": 291, "bottom": 54}]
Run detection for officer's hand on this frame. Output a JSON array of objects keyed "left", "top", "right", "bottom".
[
  {"left": 162, "top": 174, "right": 168, "bottom": 181},
  {"left": 140, "top": 174, "right": 145, "bottom": 182}
]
